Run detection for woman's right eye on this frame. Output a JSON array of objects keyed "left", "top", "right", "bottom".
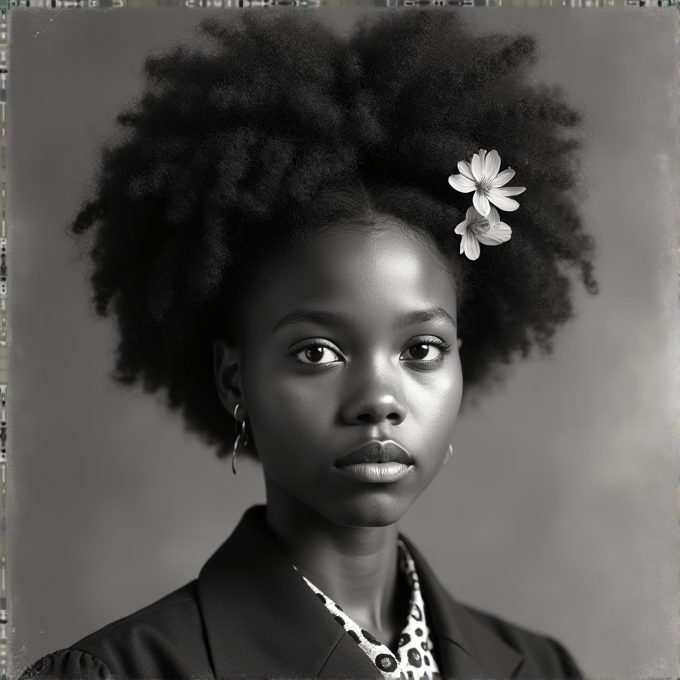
[{"left": 293, "top": 344, "right": 342, "bottom": 365}]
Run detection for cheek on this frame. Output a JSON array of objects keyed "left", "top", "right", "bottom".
[
  {"left": 446, "top": 358, "right": 464, "bottom": 413},
  {"left": 244, "top": 363, "right": 337, "bottom": 456},
  {"left": 411, "top": 355, "right": 463, "bottom": 420},
  {"left": 270, "top": 379, "right": 333, "bottom": 429},
  {"left": 410, "top": 364, "right": 462, "bottom": 478}
]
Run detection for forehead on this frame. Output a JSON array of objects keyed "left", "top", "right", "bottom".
[{"left": 244, "top": 223, "right": 458, "bottom": 330}]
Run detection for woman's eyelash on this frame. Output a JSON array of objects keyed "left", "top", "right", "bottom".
[{"left": 414, "top": 338, "right": 452, "bottom": 352}]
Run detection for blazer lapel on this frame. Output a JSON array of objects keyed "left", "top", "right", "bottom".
[
  {"left": 400, "top": 535, "right": 524, "bottom": 680},
  {"left": 197, "top": 505, "right": 381, "bottom": 679}
]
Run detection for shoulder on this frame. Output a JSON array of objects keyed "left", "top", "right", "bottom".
[
  {"left": 20, "top": 580, "right": 215, "bottom": 680},
  {"left": 457, "top": 598, "right": 583, "bottom": 679},
  {"left": 19, "top": 649, "right": 111, "bottom": 680}
]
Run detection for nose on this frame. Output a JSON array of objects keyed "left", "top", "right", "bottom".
[{"left": 343, "top": 365, "right": 408, "bottom": 426}]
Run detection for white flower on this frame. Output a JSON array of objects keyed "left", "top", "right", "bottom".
[
  {"left": 454, "top": 205, "right": 512, "bottom": 261},
  {"left": 448, "top": 149, "right": 526, "bottom": 217}
]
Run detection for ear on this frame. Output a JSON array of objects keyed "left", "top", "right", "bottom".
[{"left": 213, "top": 339, "right": 246, "bottom": 419}]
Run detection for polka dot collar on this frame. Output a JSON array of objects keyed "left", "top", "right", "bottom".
[{"left": 293, "top": 540, "right": 440, "bottom": 679}]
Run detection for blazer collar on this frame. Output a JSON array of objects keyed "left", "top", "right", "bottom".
[{"left": 198, "top": 505, "right": 523, "bottom": 679}]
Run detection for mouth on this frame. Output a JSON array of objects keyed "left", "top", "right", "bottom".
[
  {"left": 335, "top": 441, "right": 413, "bottom": 484},
  {"left": 336, "top": 440, "right": 412, "bottom": 467}
]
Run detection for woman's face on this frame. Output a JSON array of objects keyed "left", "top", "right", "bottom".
[{"left": 217, "top": 222, "right": 463, "bottom": 528}]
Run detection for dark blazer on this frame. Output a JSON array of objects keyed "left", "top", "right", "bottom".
[{"left": 21, "top": 505, "right": 582, "bottom": 680}]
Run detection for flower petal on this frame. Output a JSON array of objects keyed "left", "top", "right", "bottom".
[
  {"left": 487, "top": 191, "right": 520, "bottom": 212},
  {"left": 484, "top": 150, "right": 501, "bottom": 180},
  {"left": 473, "top": 190, "right": 491, "bottom": 216},
  {"left": 470, "top": 153, "right": 483, "bottom": 181},
  {"left": 461, "top": 231, "right": 480, "bottom": 260},
  {"left": 494, "top": 186, "right": 526, "bottom": 196},
  {"left": 448, "top": 174, "right": 477, "bottom": 193},
  {"left": 477, "top": 222, "right": 512, "bottom": 245},
  {"left": 457, "top": 160, "right": 475, "bottom": 181},
  {"left": 491, "top": 168, "right": 515, "bottom": 187},
  {"left": 454, "top": 219, "right": 468, "bottom": 235},
  {"left": 486, "top": 206, "right": 501, "bottom": 226}
]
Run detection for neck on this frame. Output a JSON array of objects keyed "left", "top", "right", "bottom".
[{"left": 263, "top": 473, "right": 404, "bottom": 636}]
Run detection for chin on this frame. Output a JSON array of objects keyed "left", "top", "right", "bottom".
[{"left": 322, "top": 494, "right": 414, "bottom": 529}]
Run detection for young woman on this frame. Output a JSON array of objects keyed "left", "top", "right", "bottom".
[{"left": 21, "top": 9, "right": 595, "bottom": 679}]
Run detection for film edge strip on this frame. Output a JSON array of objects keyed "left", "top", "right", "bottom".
[
  {"left": 0, "top": 7, "right": 6, "bottom": 680},
  {"left": 1, "top": 0, "right": 678, "bottom": 7}
]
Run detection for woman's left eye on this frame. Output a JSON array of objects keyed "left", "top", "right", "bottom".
[{"left": 400, "top": 342, "right": 448, "bottom": 363}]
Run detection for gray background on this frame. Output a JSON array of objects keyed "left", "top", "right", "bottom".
[{"left": 7, "top": 7, "right": 680, "bottom": 678}]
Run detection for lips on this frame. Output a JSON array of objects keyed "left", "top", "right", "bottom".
[{"left": 336, "top": 440, "right": 412, "bottom": 468}]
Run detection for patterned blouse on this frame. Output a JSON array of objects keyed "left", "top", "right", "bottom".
[{"left": 293, "top": 540, "right": 441, "bottom": 679}]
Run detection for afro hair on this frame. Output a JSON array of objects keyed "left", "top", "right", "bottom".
[{"left": 71, "top": 9, "right": 597, "bottom": 459}]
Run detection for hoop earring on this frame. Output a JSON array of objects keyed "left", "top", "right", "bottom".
[{"left": 232, "top": 404, "right": 248, "bottom": 475}]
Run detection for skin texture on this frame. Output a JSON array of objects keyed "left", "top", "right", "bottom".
[{"left": 214, "top": 222, "right": 463, "bottom": 652}]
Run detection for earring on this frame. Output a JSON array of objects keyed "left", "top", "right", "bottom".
[
  {"left": 444, "top": 444, "right": 453, "bottom": 465},
  {"left": 232, "top": 404, "right": 248, "bottom": 475}
]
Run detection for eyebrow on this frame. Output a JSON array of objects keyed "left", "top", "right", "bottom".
[{"left": 271, "top": 306, "right": 456, "bottom": 334}]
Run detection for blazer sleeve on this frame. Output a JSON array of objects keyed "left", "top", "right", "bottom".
[
  {"left": 547, "top": 637, "right": 584, "bottom": 679},
  {"left": 18, "top": 648, "right": 112, "bottom": 680}
]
